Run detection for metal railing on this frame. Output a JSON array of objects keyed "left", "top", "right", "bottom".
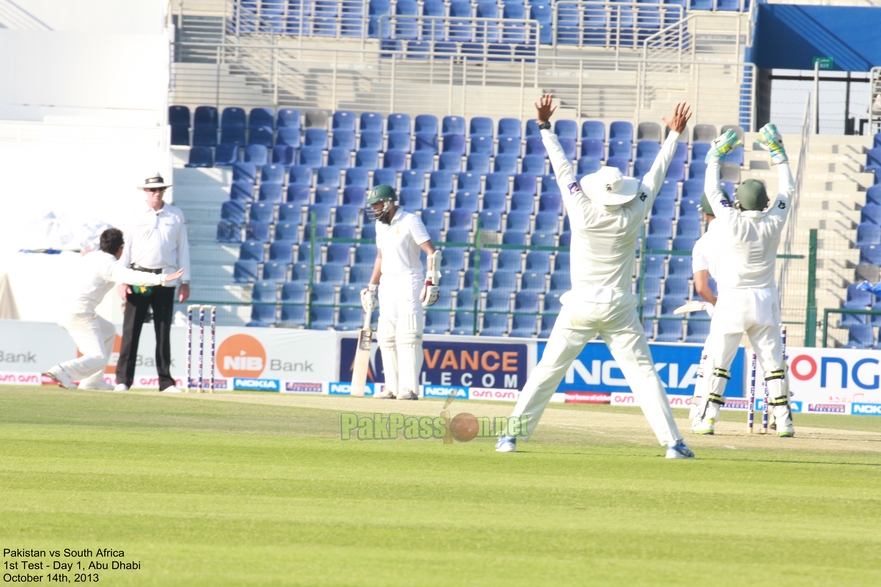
[
  {"left": 555, "top": 1, "right": 685, "bottom": 54},
  {"left": 169, "top": 40, "right": 755, "bottom": 127}
]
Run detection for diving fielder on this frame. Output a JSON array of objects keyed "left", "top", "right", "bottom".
[
  {"left": 692, "top": 125, "right": 795, "bottom": 437},
  {"left": 360, "top": 185, "right": 441, "bottom": 400},
  {"left": 496, "top": 95, "right": 694, "bottom": 459}
]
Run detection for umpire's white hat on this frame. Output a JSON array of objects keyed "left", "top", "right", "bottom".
[
  {"left": 137, "top": 173, "right": 172, "bottom": 190},
  {"left": 579, "top": 166, "right": 640, "bottom": 206}
]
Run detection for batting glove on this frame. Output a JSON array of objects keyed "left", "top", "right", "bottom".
[
  {"left": 421, "top": 281, "right": 440, "bottom": 307},
  {"left": 360, "top": 284, "right": 377, "bottom": 312}
]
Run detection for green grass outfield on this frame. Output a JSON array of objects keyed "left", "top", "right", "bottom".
[{"left": 2, "top": 386, "right": 880, "bottom": 587}]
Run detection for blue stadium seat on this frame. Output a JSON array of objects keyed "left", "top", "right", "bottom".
[
  {"left": 466, "top": 153, "right": 490, "bottom": 174},
  {"left": 581, "top": 138, "right": 605, "bottom": 159},
  {"left": 655, "top": 319, "right": 682, "bottom": 342},
  {"left": 857, "top": 222, "right": 881, "bottom": 246},
  {"left": 230, "top": 180, "right": 255, "bottom": 203},
  {"left": 239, "top": 240, "right": 265, "bottom": 262},
  {"left": 844, "top": 325, "right": 875, "bottom": 349},
  {"left": 304, "top": 128, "right": 329, "bottom": 149},
  {"left": 577, "top": 157, "right": 602, "bottom": 176},
  {"left": 276, "top": 127, "right": 301, "bottom": 148},
  {"left": 233, "top": 260, "right": 260, "bottom": 284},
  {"left": 478, "top": 209, "right": 503, "bottom": 231},
  {"left": 438, "top": 152, "right": 463, "bottom": 172},
  {"left": 454, "top": 191, "right": 479, "bottom": 212},
  {"left": 248, "top": 126, "right": 273, "bottom": 148},
  {"left": 277, "top": 108, "right": 300, "bottom": 129},
  {"left": 268, "top": 240, "right": 294, "bottom": 263},
  {"left": 525, "top": 137, "right": 548, "bottom": 158},
  {"left": 609, "top": 121, "right": 633, "bottom": 141},
  {"left": 581, "top": 120, "right": 605, "bottom": 141},
  {"left": 249, "top": 201, "right": 275, "bottom": 223},
  {"left": 493, "top": 154, "right": 518, "bottom": 174},
  {"left": 608, "top": 140, "right": 633, "bottom": 161},
  {"left": 861, "top": 204, "right": 881, "bottom": 225},
  {"left": 498, "top": 117, "right": 521, "bottom": 140},
  {"left": 442, "top": 115, "right": 466, "bottom": 137},
  {"left": 400, "top": 169, "right": 425, "bottom": 191},
  {"left": 531, "top": 233, "right": 556, "bottom": 248},
  {"left": 410, "top": 151, "right": 435, "bottom": 172},
  {"left": 484, "top": 172, "right": 510, "bottom": 197},
  {"left": 414, "top": 132, "right": 438, "bottom": 154},
  {"left": 386, "top": 131, "right": 412, "bottom": 154},
  {"left": 429, "top": 170, "right": 453, "bottom": 191},
  {"left": 353, "top": 149, "right": 378, "bottom": 171},
  {"left": 360, "top": 111, "right": 383, "bottom": 133},
  {"left": 425, "top": 189, "right": 451, "bottom": 212},
  {"left": 373, "top": 168, "right": 397, "bottom": 188},
  {"left": 496, "top": 136, "right": 521, "bottom": 157},
  {"left": 244, "top": 144, "right": 268, "bottom": 165},
  {"left": 383, "top": 150, "right": 408, "bottom": 171},
  {"left": 387, "top": 112, "right": 412, "bottom": 134},
  {"left": 606, "top": 157, "right": 630, "bottom": 175},
  {"left": 399, "top": 187, "right": 424, "bottom": 210},
  {"left": 186, "top": 146, "right": 214, "bottom": 168},
  {"left": 442, "top": 134, "right": 467, "bottom": 156},
  {"left": 271, "top": 145, "right": 296, "bottom": 166},
  {"left": 469, "top": 135, "right": 493, "bottom": 156}
]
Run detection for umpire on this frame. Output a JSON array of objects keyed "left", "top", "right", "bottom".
[{"left": 114, "top": 173, "right": 191, "bottom": 392}]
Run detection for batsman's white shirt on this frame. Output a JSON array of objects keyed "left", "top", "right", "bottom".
[
  {"left": 375, "top": 209, "right": 430, "bottom": 277},
  {"left": 375, "top": 209, "right": 431, "bottom": 317},
  {"left": 691, "top": 220, "right": 726, "bottom": 285}
]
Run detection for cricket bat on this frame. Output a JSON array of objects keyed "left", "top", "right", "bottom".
[
  {"left": 350, "top": 308, "right": 373, "bottom": 397},
  {"left": 673, "top": 300, "right": 708, "bottom": 315}
]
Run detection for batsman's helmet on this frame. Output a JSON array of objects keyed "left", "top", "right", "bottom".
[
  {"left": 735, "top": 179, "right": 769, "bottom": 212},
  {"left": 699, "top": 189, "right": 731, "bottom": 216},
  {"left": 366, "top": 184, "right": 398, "bottom": 223}
]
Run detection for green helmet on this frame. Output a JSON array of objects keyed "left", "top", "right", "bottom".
[
  {"left": 366, "top": 184, "right": 398, "bottom": 223},
  {"left": 735, "top": 179, "right": 769, "bottom": 212},
  {"left": 699, "top": 189, "right": 731, "bottom": 216},
  {"left": 366, "top": 184, "right": 398, "bottom": 205}
]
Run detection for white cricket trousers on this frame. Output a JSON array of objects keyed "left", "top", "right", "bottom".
[
  {"left": 509, "top": 293, "right": 683, "bottom": 445},
  {"left": 58, "top": 312, "right": 116, "bottom": 385},
  {"left": 377, "top": 274, "right": 425, "bottom": 395},
  {"left": 703, "top": 287, "right": 784, "bottom": 378}
]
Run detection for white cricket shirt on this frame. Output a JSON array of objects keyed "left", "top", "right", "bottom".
[
  {"left": 705, "top": 160, "right": 794, "bottom": 290},
  {"left": 119, "top": 202, "right": 191, "bottom": 284},
  {"left": 543, "top": 128, "right": 681, "bottom": 300},
  {"left": 66, "top": 251, "right": 166, "bottom": 315},
  {"left": 375, "top": 208, "right": 431, "bottom": 277},
  {"left": 691, "top": 220, "right": 726, "bottom": 282}
]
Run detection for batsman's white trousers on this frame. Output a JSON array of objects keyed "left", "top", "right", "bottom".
[
  {"left": 377, "top": 274, "right": 425, "bottom": 394},
  {"left": 58, "top": 312, "right": 116, "bottom": 384},
  {"left": 703, "top": 287, "right": 784, "bottom": 376},
  {"left": 509, "top": 293, "right": 683, "bottom": 445}
]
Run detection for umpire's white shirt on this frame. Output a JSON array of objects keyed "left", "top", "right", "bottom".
[
  {"left": 543, "top": 127, "right": 680, "bottom": 302},
  {"left": 66, "top": 251, "right": 165, "bottom": 316},
  {"left": 119, "top": 202, "right": 191, "bottom": 285},
  {"left": 375, "top": 209, "right": 430, "bottom": 277}
]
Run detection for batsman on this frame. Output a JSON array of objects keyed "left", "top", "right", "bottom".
[{"left": 360, "top": 185, "right": 441, "bottom": 400}]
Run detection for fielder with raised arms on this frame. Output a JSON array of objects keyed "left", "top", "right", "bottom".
[
  {"left": 360, "top": 185, "right": 441, "bottom": 400},
  {"left": 496, "top": 95, "right": 695, "bottom": 459},
  {"left": 693, "top": 124, "right": 795, "bottom": 437}
]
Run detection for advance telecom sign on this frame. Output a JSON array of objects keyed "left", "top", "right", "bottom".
[{"left": 540, "top": 341, "right": 745, "bottom": 396}]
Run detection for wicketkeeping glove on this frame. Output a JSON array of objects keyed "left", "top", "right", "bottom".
[{"left": 360, "top": 284, "right": 377, "bottom": 312}]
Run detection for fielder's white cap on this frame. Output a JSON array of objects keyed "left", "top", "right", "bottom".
[
  {"left": 579, "top": 166, "right": 640, "bottom": 206},
  {"left": 137, "top": 173, "right": 172, "bottom": 190}
]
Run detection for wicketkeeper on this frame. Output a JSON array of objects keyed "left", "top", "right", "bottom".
[
  {"left": 693, "top": 125, "right": 795, "bottom": 437},
  {"left": 360, "top": 184, "right": 441, "bottom": 400},
  {"left": 496, "top": 95, "right": 694, "bottom": 459}
]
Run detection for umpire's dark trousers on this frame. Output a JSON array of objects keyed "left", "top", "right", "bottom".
[{"left": 116, "top": 285, "right": 176, "bottom": 390}]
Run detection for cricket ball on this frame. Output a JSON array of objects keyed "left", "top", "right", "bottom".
[{"left": 450, "top": 412, "right": 479, "bottom": 443}]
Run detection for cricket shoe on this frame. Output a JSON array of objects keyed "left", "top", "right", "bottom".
[
  {"left": 114, "top": 384, "right": 130, "bottom": 392},
  {"left": 495, "top": 436, "right": 517, "bottom": 453},
  {"left": 78, "top": 380, "right": 115, "bottom": 391},
  {"left": 691, "top": 418, "right": 715, "bottom": 436},
  {"left": 666, "top": 441, "right": 695, "bottom": 459},
  {"left": 374, "top": 389, "right": 396, "bottom": 399},
  {"left": 45, "top": 366, "right": 74, "bottom": 389},
  {"left": 705, "top": 129, "right": 742, "bottom": 163},
  {"left": 396, "top": 389, "right": 419, "bottom": 401},
  {"left": 758, "top": 123, "right": 788, "bottom": 165},
  {"left": 161, "top": 386, "right": 183, "bottom": 393}
]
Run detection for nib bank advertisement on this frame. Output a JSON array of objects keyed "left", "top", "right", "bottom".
[
  {"left": 541, "top": 340, "right": 745, "bottom": 398},
  {"left": 339, "top": 338, "right": 528, "bottom": 390}
]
